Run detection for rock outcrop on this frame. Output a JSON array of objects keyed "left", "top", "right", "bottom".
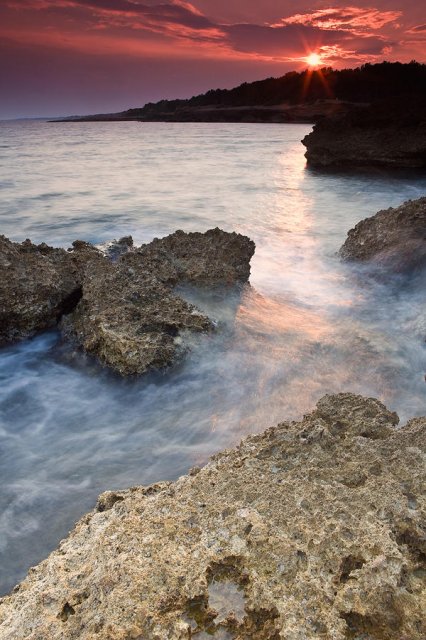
[
  {"left": 339, "top": 197, "right": 426, "bottom": 271},
  {"left": 61, "top": 229, "right": 255, "bottom": 375},
  {"left": 1, "top": 393, "right": 424, "bottom": 640},
  {"left": 302, "top": 101, "right": 426, "bottom": 169},
  {"left": 0, "top": 229, "right": 255, "bottom": 374},
  {"left": 61, "top": 259, "right": 213, "bottom": 376},
  {"left": 0, "top": 236, "right": 93, "bottom": 345},
  {"left": 133, "top": 228, "right": 255, "bottom": 287}
]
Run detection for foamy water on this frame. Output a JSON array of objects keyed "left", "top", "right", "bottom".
[{"left": 0, "top": 120, "right": 425, "bottom": 594}]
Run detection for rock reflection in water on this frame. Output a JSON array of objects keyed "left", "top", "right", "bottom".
[{"left": 208, "top": 580, "right": 246, "bottom": 624}]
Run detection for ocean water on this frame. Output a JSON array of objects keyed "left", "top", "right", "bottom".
[{"left": 0, "top": 120, "right": 425, "bottom": 595}]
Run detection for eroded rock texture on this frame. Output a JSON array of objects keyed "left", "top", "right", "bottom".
[
  {"left": 339, "top": 197, "right": 426, "bottom": 271},
  {"left": 302, "top": 102, "right": 426, "bottom": 169},
  {"left": 61, "top": 258, "right": 213, "bottom": 376},
  {"left": 0, "top": 229, "right": 254, "bottom": 375},
  {"left": 1, "top": 393, "right": 424, "bottom": 640},
  {"left": 62, "top": 228, "right": 254, "bottom": 374},
  {"left": 133, "top": 228, "right": 256, "bottom": 287},
  {"left": 0, "top": 236, "right": 97, "bottom": 345}
]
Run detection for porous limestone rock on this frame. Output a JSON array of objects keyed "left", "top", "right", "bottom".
[
  {"left": 61, "top": 258, "right": 213, "bottom": 376},
  {"left": 0, "top": 228, "right": 254, "bottom": 374},
  {"left": 62, "top": 228, "right": 254, "bottom": 374},
  {"left": 339, "top": 197, "right": 426, "bottom": 271},
  {"left": 132, "top": 228, "right": 256, "bottom": 287},
  {"left": 0, "top": 393, "right": 424, "bottom": 639},
  {"left": 0, "top": 236, "right": 99, "bottom": 345}
]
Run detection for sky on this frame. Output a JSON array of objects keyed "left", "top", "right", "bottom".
[{"left": 0, "top": 1, "right": 425, "bottom": 118}]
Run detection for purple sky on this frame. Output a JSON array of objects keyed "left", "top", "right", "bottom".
[{"left": 1, "top": 1, "right": 425, "bottom": 118}]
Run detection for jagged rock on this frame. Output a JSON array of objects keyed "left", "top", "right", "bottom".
[
  {"left": 61, "top": 258, "right": 213, "bottom": 376},
  {"left": 0, "top": 229, "right": 254, "bottom": 374},
  {"left": 0, "top": 236, "right": 91, "bottom": 345},
  {"left": 1, "top": 393, "right": 424, "bottom": 640},
  {"left": 131, "top": 228, "right": 256, "bottom": 287},
  {"left": 302, "top": 102, "right": 426, "bottom": 169},
  {"left": 62, "top": 228, "right": 254, "bottom": 375},
  {"left": 339, "top": 197, "right": 426, "bottom": 271}
]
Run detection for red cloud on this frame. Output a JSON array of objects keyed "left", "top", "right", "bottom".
[
  {"left": 280, "top": 6, "right": 402, "bottom": 33},
  {"left": 0, "top": 1, "right": 414, "bottom": 66}
]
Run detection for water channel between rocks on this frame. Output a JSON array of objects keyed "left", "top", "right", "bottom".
[{"left": 0, "top": 120, "right": 425, "bottom": 594}]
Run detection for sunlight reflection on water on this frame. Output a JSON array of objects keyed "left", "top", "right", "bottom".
[{"left": 0, "top": 121, "right": 425, "bottom": 594}]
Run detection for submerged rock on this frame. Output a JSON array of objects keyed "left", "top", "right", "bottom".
[
  {"left": 0, "top": 228, "right": 254, "bottom": 374},
  {"left": 302, "top": 101, "right": 426, "bottom": 169},
  {"left": 339, "top": 197, "right": 426, "bottom": 271},
  {"left": 1, "top": 393, "right": 424, "bottom": 639}
]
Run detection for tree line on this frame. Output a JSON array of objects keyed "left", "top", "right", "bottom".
[{"left": 128, "top": 62, "right": 426, "bottom": 117}]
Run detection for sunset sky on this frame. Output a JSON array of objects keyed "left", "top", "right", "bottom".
[{"left": 1, "top": 1, "right": 425, "bottom": 118}]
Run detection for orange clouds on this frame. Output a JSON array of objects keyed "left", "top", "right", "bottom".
[
  {"left": 1, "top": 1, "right": 409, "bottom": 65},
  {"left": 281, "top": 7, "right": 402, "bottom": 33}
]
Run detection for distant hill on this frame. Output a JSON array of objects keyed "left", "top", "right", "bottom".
[{"left": 54, "top": 62, "right": 426, "bottom": 123}]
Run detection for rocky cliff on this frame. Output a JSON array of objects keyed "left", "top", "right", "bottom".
[{"left": 0, "top": 393, "right": 424, "bottom": 640}]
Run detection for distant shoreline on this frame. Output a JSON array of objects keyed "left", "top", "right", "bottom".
[{"left": 50, "top": 100, "right": 352, "bottom": 124}]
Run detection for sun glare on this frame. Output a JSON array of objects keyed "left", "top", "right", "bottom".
[{"left": 306, "top": 53, "right": 321, "bottom": 67}]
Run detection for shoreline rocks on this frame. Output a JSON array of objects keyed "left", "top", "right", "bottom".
[
  {"left": 0, "top": 229, "right": 255, "bottom": 375},
  {"left": 0, "top": 393, "right": 424, "bottom": 639},
  {"left": 339, "top": 197, "right": 426, "bottom": 272},
  {"left": 0, "top": 236, "right": 87, "bottom": 346},
  {"left": 61, "top": 258, "right": 214, "bottom": 376},
  {"left": 302, "top": 102, "right": 426, "bottom": 169}
]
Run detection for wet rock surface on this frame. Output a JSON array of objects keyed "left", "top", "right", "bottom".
[
  {"left": 1, "top": 393, "right": 424, "bottom": 640},
  {"left": 61, "top": 258, "right": 213, "bottom": 376},
  {"left": 132, "top": 228, "right": 255, "bottom": 287},
  {"left": 96, "top": 235, "right": 134, "bottom": 261},
  {"left": 302, "top": 102, "right": 426, "bottom": 169},
  {"left": 0, "top": 236, "right": 95, "bottom": 345},
  {"left": 0, "top": 229, "right": 254, "bottom": 374},
  {"left": 339, "top": 197, "right": 426, "bottom": 271}
]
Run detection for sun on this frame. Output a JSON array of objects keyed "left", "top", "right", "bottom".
[{"left": 306, "top": 52, "right": 322, "bottom": 67}]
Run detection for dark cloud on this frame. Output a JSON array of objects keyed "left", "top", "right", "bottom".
[
  {"left": 223, "top": 23, "right": 348, "bottom": 57},
  {"left": 407, "top": 24, "right": 426, "bottom": 32},
  {"left": 51, "top": 0, "right": 215, "bottom": 30},
  {"left": 2, "top": 2, "right": 405, "bottom": 60}
]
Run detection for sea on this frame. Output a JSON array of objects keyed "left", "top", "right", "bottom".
[{"left": 0, "top": 120, "right": 425, "bottom": 595}]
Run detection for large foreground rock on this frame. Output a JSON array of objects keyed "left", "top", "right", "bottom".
[
  {"left": 0, "top": 228, "right": 254, "bottom": 374},
  {"left": 339, "top": 197, "right": 426, "bottom": 271},
  {"left": 1, "top": 393, "right": 424, "bottom": 639},
  {"left": 302, "top": 102, "right": 426, "bottom": 169}
]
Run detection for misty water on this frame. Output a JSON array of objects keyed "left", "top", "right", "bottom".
[{"left": 0, "top": 120, "right": 425, "bottom": 595}]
